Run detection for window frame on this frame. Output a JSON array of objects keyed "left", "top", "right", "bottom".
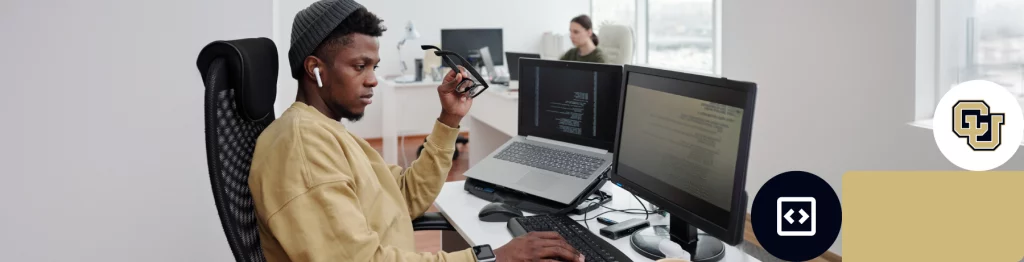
[{"left": 916, "top": 0, "right": 1024, "bottom": 121}]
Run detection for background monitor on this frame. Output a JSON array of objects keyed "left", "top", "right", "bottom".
[
  {"left": 611, "top": 65, "right": 757, "bottom": 262},
  {"left": 517, "top": 58, "right": 623, "bottom": 152},
  {"left": 441, "top": 28, "right": 503, "bottom": 65},
  {"left": 505, "top": 52, "right": 541, "bottom": 81}
]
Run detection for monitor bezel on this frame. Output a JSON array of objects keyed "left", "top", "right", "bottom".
[
  {"left": 610, "top": 64, "right": 757, "bottom": 246},
  {"left": 517, "top": 58, "right": 624, "bottom": 152}
]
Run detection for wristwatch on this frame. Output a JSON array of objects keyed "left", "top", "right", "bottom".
[{"left": 472, "top": 244, "right": 496, "bottom": 262}]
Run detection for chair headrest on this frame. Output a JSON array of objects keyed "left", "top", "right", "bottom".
[{"left": 197, "top": 37, "right": 279, "bottom": 121}]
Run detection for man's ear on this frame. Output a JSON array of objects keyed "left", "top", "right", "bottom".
[{"left": 303, "top": 56, "right": 324, "bottom": 82}]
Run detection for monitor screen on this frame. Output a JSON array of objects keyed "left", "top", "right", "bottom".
[
  {"left": 505, "top": 52, "right": 541, "bottom": 81},
  {"left": 615, "top": 70, "right": 752, "bottom": 228},
  {"left": 518, "top": 59, "right": 622, "bottom": 152},
  {"left": 441, "top": 29, "right": 503, "bottom": 65}
]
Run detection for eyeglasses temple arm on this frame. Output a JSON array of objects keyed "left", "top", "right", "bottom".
[{"left": 435, "top": 51, "right": 489, "bottom": 88}]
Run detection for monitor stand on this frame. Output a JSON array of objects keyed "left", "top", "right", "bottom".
[{"left": 629, "top": 215, "right": 725, "bottom": 262}]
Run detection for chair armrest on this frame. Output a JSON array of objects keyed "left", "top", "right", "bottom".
[{"left": 412, "top": 212, "right": 455, "bottom": 231}]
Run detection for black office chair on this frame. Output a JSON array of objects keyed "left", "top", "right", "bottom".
[{"left": 197, "top": 38, "right": 455, "bottom": 262}]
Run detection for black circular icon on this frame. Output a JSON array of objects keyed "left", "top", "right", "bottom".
[{"left": 751, "top": 171, "right": 842, "bottom": 261}]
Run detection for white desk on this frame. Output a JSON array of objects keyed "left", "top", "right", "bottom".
[
  {"left": 433, "top": 181, "right": 763, "bottom": 262},
  {"left": 465, "top": 87, "right": 519, "bottom": 166}
]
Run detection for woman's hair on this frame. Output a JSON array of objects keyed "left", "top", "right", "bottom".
[{"left": 571, "top": 14, "right": 599, "bottom": 46}]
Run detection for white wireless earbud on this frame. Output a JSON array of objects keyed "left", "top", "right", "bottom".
[{"left": 313, "top": 67, "right": 323, "bottom": 88}]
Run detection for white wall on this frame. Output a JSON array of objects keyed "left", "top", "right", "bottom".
[
  {"left": 274, "top": 0, "right": 588, "bottom": 138},
  {"left": 723, "top": 0, "right": 1024, "bottom": 256},
  {"left": 0, "top": 0, "right": 271, "bottom": 261}
]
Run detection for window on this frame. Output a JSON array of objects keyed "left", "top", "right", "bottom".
[
  {"left": 591, "top": 0, "right": 719, "bottom": 74},
  {"left": 972, "top": 0, "right": 1024, "bottom": 98},
  {"left": 591, "top": 0, "right": 636, "bottom": 32},
  {"left": 920, "top": 0, "right": 1024, "bottom": 121},
  {"left": 647, "top": 0, "right": 715, "bottom": 73}
]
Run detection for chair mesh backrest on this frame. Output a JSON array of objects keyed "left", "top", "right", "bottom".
[{"left": 203, "top": 58, "right": 272, "bottom": 262}]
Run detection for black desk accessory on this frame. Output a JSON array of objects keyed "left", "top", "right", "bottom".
[
  {"left": 600, "top": 218, "right": 650, "bottom": 240},
  {"left": 464, "top": 175, "right": 609, "bottom": 215},
  {"left": 477, "top": 202, "right": 524, "bottom": 222}
]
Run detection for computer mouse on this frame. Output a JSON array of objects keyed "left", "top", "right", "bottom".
[{"left": 478, "top": 202, "right": 524, "bottom": 222}]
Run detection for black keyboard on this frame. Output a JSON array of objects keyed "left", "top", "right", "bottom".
[
  {"left": 493, "top": 142, "right": 605, "bottom": 179},
  {"left": 507, "top": 215, "right": 632, "bottom": 262}
]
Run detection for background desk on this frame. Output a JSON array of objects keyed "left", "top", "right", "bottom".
[
  {"left": 433, "top": 180, "right": 764, "bottom": 262},
  {"left": 465, "top": 88, "right": 519, "bottom": 166},
  {"left": 379, "top": 82, "right": 513, "bottom": 165}
]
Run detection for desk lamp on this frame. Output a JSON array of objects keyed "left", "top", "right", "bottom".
[{"left": 396, "top": 21, "right": 420, "bottom": 82}]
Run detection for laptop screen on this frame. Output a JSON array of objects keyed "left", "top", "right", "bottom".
[
  {"left": 517, "top": 59, "right": 623, "bottom": 152},
  {"left": 505, "top": 52, "right": 541, "bottom": 81}
]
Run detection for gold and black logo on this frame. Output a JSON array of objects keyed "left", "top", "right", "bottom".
[{"left": 953, "top": 100, "right": 1005, "bottom": 151}]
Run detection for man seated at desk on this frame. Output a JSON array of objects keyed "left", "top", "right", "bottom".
[{"left": 248, "top": 1, "right": 584, "bottom": 261}]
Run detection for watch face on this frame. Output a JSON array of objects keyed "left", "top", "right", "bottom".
[{"left": 473, "top": 245, "right": 495, "bottom": 260}]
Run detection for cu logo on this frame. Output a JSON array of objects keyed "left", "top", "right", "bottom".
[{"left": 952, "top": 100, "right": 1005, "bottom": 151}]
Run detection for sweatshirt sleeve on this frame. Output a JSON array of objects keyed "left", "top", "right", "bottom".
[
  {"left": 391, "top": 120, "right": 461, "bottom": 218},
  {"left": 264, "top": 121, "right": 475, "bottom": 262},
  {"left": 264, "top": 180, "right": 476, "bottom": 262}
]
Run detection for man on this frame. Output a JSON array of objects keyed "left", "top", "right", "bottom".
[{"left": 248, "top": 1, "right": 584, "bottom": 261}]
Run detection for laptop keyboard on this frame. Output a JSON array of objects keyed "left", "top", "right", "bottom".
[{"left": 493, "top": 142, "right": 605, "bottom": 179}]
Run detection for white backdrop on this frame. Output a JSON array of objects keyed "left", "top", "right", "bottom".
[{"left": 0, "top": 0, "right": 272, "bottom": 260}]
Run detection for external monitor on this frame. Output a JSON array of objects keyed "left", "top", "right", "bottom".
[
  {"left": 441, "top": 28, "right": 503, "bottom": 65},
  {"left": 611, "top": 65, "right": 757, "bottom": 261}
]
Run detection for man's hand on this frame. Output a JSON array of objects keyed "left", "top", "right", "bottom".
[
  {"left": 493, "top": 232, "right": 584, "bottom": 262},
  {"left": 437, "top": 66, "right": 474, "bottom": 128}
]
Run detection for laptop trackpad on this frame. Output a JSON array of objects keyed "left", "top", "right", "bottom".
[{"left": 515, "top": 172, "right": 552, "bottom": 191}]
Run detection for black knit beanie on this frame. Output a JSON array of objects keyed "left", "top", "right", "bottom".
[{"left": 288, "top": 0, "right": 365, "bottom": 80}]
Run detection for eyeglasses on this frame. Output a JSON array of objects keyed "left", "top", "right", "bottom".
[{"left": 422, "top": 45, "right": 489, "bottom": 98}]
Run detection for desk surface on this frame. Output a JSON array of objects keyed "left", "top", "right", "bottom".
[
  {"left": 434, "top": 180, "right": 763, "bottom": 262},
  {"left": 466, "top": 88, "right": 519, "bottom": 137}
]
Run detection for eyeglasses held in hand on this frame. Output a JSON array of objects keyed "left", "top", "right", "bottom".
[{"left": 422, "top": 45, "right": 489, "bottom": 98}]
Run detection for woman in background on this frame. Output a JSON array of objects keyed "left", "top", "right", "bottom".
[{"left": 560, "top": 14, "right": 605, "bottom": 63}]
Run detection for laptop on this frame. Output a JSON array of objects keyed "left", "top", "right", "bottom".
[
  {"left": 478, "top": 47, "right": 508, "bottom": 84},
  {"left": 463, "top": 58, "right": 624, "bottom": 205},
  {"left": 504, "top": 52, "right": 541, "bottom": 90}
]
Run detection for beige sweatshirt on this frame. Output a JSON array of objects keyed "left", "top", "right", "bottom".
[{"left": 248, "top": 102, "right": 476, "bottom": 262}]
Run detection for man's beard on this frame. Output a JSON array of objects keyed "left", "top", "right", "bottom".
[
  {"left": 339, "top": 107, "right": 363, "bottom": 122},
  {"left": 326, "top": 101, "right": 364, "bottom": 122}
]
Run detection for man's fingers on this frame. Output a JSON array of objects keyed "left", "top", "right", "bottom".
[
  {"left": 537, "top": 239, "right": 579, "bottom": 255},
  {"left": 537, "top": 246, "right": 579, "bottom": 261},
  {"left": 440, "top": 73, "right": 462, "bottom": 93},
  {"left": 531, "top": 231, "right": 566, "bottom": 240},
  {"left": 444, "top": 66, "right": 461, "bottom": 81}
]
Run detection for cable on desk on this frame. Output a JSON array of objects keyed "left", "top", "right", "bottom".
[
  {"left": 631, "top": 192, "right": 649, "bottom": 220},
  {"left": 599, "top": 206, "right": 654, "bottom": 215},
  {"left": 580, "top": 201, "right": 600, "bottom": 230},
  {"left": 574, "top": 208, "right": 654, "bottom": 224}
]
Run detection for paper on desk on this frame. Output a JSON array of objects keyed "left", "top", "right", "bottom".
[{"left": 658, "top": 239, "right": 692, "bottom": 261}]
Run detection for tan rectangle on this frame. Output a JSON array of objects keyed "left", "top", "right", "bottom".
[{"left": 843, "top": 171, "right": 1024, "bottom": 261}]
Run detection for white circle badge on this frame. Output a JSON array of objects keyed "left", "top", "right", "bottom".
[{"left": 933, "top": 80, "right": 1023, "bottom": 171}]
